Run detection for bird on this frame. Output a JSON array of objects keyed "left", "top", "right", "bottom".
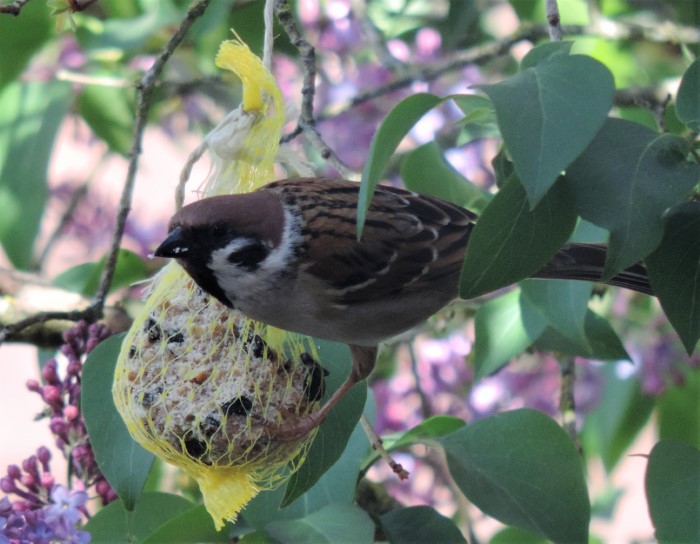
[{"left": 154, "top": 177, "right": 652, "bottom": 441}]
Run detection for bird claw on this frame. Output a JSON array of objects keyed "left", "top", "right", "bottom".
[{"left": 267, "top": 412, "right": 325, "bottom": 443}]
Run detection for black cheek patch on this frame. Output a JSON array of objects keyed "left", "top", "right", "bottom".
[{"left": 228, "top": 242, "right": 268, "bottom": 271}]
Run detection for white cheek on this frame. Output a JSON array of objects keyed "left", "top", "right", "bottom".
[{"left": 209, "top": 206, "right": 303, "bottom": 299}]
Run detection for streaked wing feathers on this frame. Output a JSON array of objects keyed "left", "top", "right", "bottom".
[{"left": 266, "top": 178, "right": 475, "bottom": 305}]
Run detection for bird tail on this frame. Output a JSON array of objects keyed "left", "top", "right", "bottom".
[{"left": 534, "top": 243, "right": 653, "bottom": 296}]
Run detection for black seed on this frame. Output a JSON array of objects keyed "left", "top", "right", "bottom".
[
  {"left": 300, "top": 352, "right": 315, "bottom": 366},
  {"left": 301, "top": 353, "right": 328, "bottom": 402},
  {"left": 200, "top": 415, "right": 221, "bottom": 437},
  {"left": 245, "top": 333, "right": 265, "bottom": 359},
  {"left": 221, "top": 396, "right": 253, "bottom": 417},
  {"left": 128, "top": 346, "right": 136, "bottom": 359},
  {"left": 144, "top": 317, "right": 161, "bottom": 343},
  {"left": 168, "top": 332, "right": 185, "bottom": 344},
  {"left": 141, "top": 386, "right": 163, "bottom": 407},
  {"left": 184, "top": 436, "right": 207, "bottom": 459}
]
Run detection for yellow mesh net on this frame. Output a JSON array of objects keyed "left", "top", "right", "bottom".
[{"left": 113, "top": 37, "right": 321, "bottom": 530}]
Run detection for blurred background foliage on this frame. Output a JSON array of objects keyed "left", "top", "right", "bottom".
[{"left": 0, "top": 0, "right": 699, "bottom": 542}]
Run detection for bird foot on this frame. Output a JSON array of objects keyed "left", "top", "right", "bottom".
[
  {"left": 268, "top": 410, "right": 327, "bottom": 443},
  {"left": 268, "top": 373, "right": 359, "bottom": 443}
]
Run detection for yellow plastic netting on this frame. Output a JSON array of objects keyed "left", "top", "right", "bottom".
[{"left": 113, "top": 37, "right": 321, "bottom": 530}]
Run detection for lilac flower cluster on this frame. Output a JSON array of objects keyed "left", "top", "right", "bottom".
[
  {"left": 0, "top": 449, "right": 90, "bottom": 544},
  {"left": 25, "top": 321, "right": 116, "bottom": 506},
  {"left": 276, "top": 0, "right": 497, "bottom": 180}
]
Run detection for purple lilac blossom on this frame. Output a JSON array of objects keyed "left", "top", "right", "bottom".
[
  {"left": 25, "top": 322, "right": 117, "bottom": 506},
  {"left": 0, "top": 483, "right": 91, "bottom": 544}
]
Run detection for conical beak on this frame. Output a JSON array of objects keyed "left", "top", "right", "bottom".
[{"left": 154, "top": 226, "right": 188, "bottom": 258}]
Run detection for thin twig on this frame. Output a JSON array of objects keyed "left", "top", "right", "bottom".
[
  {"left": 312, "top": 29, "right": 546, "bottom": 127},
  {"left": 575, "top": 17, "right": 700, "bottom": 44},
  {"left": 294, "top": 15, "right": 698, "bottom": 134},
  {"left": 94, "top": 0, "right": 212, "bottom": 306},
  {"left": 546, "top": 0, "right": 563, "bottom": 41},
  {"left": 0, "top": 0, "right": 30, "bottom": 16},
  {"left": 35, "top": 159, "right": 102, "bottom": 270},
  {"left": 407, "top": 343, "right": 432, "bottom": 420},
  {"left": 359, "top": 415, "right": 410, "bottom": 480},
  {"left": 0, "top": 0, "right": 212, "bottom": 343},
  {"left": 559, "top": 357, "right": 580, "bottom": 452},
  {"left": 274, "top": 0, "right": 353, "bottom": 177}
]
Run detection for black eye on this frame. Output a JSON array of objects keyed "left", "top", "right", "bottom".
[{"left": 228, "top": 241, "right": 268, "bottom": 271}]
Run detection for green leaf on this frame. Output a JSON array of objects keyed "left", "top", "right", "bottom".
[
  {"left": 646, "top": 203, "right": 700, "bottom": 353},
  {"left": 141, "top": 504, "right": 234, "bottom": 544},
  {"left": 490, "top": 526, "right": 548, "bottom": 544},
  {"left": 362, "top": 415, "right": 465, "bottom": 473},
  {"left": 78, "top": 84, "right": 135, "bottom": 155},
  {"left": 582, "top": 364, "right": 655, "bottom": 472},
  {"left": 82, "top": 334, "right": 155, "bottom": 509},
  {"left": 385, "top": 415, "right": 466, "bottom": 449},
  {"left": 657, "top": 370, "right": 700, "bottom": 449},
  {"left": 459, "top": 175, "right": 577, "bottom": 299},
  {"left": 239, "top": 531, "right": 278, "bottom": 544},
  {"left": 477, "top": 51, "right": 613, "bottom": 206},
  {"left": 520, "top": 41, "right": 573, "bottom": 70},
  {"left": 438, "top": 409, "right": 590, "bottom": 543},
  {"left": 84, "top": 492, "right": 194, "bottom": 543},
  {"left": 265, "top": 503, "right": 374, "bottom": 544},
  {"left": 645, "top": 440, "right": 700, "bottom": 544},
  {"left": 520, "top": 279, "right": 591, "bottom": 348},
  {"left": 676, "top": 58, "right": 700, "bottom": 131},
  {"left": 76, "top": 0, "right": 181, "bottom": 55},
  {"left": 281, "top": 340, "right": 366, "bottom": 507},
  {"left": 436, "top": 0, "right": 478, "bottom": 50},
  {"left": 401, "top": 141, "right": 491, "bottom": 214},
  {"left": 0, "top": 81, "right": 72, "bottom": 269},
  {"left": 452, "top": 94, "right": 500, "bottom": 143},
  {"left": 533, "top": 309, "right": 630, "bottom": 360},
  {"left": 380, "top": 506, "right": 467, "bottom": 544},
  {"left": 473, "top": 288, "right": 547, "bottom": 379},
  {"left": 283, "top": 391, "right": 372, "bottom": 512},
  {"left": 359, "top": 93, "right": 443, "bottom": 237},
  {"left": 244, "top": 401, "right": 374, "bottom": 531},
  {"left": 564, "top": 118, "right": 700, "bottom": 278},
  {"left": 53, "top": 248, "right": 148, "bottom": 296},
  {"left": 0, "top": 0, "right": 52, "bottom": 90}
]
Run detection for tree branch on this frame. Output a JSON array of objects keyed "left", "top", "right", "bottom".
[
  {"left": 0, "top": 0, "right": 212, "bottom": 344},
  {"left": 559, "top": 357, "right": 580, "bottom": 452},
  {"left": 274, "top": 0, "right": 354, "bottom": 177},
  {"left": 547, "top": 0, "right": 563, "bottom": 41},
  {"left": 0, "top": 0, "right": 30, "bottom": 16}
]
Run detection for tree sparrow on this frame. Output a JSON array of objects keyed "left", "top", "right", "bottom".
[{"left": 155, "top": 178, "right": 652, "bottom": 440}]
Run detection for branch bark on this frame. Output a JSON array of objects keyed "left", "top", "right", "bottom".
[{"left": 0, "top": 0, "right": 30, "bottom": 16}]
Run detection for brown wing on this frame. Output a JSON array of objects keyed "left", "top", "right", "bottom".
[{"left": 266, "top": 178, "right": 476, "bottom": 305}]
